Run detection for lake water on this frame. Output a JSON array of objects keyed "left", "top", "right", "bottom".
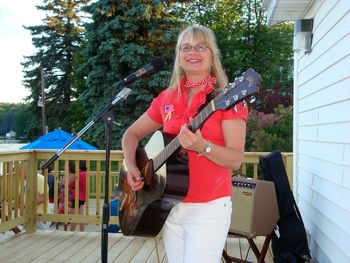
[{"left": 0, "top": 143, "right": 27, "bottom": 152}]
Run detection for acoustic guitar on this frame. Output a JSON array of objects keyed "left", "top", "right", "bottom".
[{"left": 118, "top": 68, "right": 260, "bottom": 236}]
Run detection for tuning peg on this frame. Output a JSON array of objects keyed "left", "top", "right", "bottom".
[
  {"left": 234, "top": 77, "right": 244, "bottom": 82},
  {"left": 229, "top": 82, "right": 236, "bottom": 88},
  {"left": 249, "top": 96, "right": 256, "bottom": 104},
  {"left": 233, "top": 105, "right": 238, "bottom": 112},
  {"left": 242, "top": 100, "right": 247, "bottom": 107}
]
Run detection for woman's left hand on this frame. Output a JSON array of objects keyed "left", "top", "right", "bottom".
[{"left": 178, "top": 124, "right": 206, "bottom": 153}]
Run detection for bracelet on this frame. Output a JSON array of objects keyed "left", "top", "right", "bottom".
[{"left": 197, "top": 140, "right": 212, "bottom": 156}]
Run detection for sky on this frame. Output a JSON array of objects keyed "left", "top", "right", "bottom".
[{"left": 0, "top": 0, "right": 43, "bottom": 103}]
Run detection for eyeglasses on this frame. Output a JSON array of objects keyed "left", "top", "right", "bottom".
[{"left": 179, "top": 44, "right": 210, "bottom": 53}]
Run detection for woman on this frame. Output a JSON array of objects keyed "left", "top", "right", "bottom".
[
  {"left": 58, "top": 161, "right": 77, "bottom": 231},
  {"left": 122, "top": 25, "right": 248, "bottom": 263},
  {"left": 68, "top": 160, "right": 87, "bottom": 231}
]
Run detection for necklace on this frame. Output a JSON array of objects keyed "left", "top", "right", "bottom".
[{"left": 184, "top": 75, "right": 216, "bottom": 89}]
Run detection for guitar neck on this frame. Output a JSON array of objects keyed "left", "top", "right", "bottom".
[{"left": 152, "top": 102, "right": 215, "bottom": 171}]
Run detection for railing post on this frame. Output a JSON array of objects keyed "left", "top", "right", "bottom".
[{"left": 25, "top": 152, "right": 37, "bottom": 233}]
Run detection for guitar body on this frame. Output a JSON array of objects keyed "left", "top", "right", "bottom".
[{"left": 118, "top": 131, "right": 189, "bottom": 236}]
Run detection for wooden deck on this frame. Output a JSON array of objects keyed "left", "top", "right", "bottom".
[
  {"left": 0, "top": 229, "right": 273, "bottom": 263},
  {"left": 0, "top": 150, "right": 287, "bottom": 263}
]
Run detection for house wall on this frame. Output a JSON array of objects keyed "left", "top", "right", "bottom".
[{"left": 294, "top": 0, "right": 350, "bottom": 262}]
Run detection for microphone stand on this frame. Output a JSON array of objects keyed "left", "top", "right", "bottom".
[
  {"left": 101, "top": 108, "right": 113, "bottom": 263},
  {"left": 41, "top": 84, "right": 133, "bottom": 263}
]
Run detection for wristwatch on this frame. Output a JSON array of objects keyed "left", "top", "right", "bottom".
[{"left": 198, "top": 140, "right": 212, "bottom": 156}]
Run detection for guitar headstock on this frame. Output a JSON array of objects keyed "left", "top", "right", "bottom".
[{"left": 214, "top": 68, "right": 260, "bottom": 111}]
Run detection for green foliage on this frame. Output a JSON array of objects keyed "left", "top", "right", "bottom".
[
  {"left": 246, "top": 105, "right": 293, "bottom": 152},
  {"left": 79, "top": 0, "right": 183, "bottom": 149},
  {"left": 0, "top": 104, "right": 14, "bottom": 135},
  {"left": 13, "top": 104, "right": 35, "bottom": 139},
  {"left": 0, "top": 103, "right": 34, "bottom": 140}
]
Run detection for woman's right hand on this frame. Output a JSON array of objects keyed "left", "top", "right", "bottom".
[
  {"left": 126, "top": 164, "right": 144, "bottom": 191},
  {"left": 121, "top": 113, "right": 162, "bottom": 192}
]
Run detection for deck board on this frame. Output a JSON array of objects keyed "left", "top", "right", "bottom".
[
  {"left": 32, "top": 231, "right": 82, "bottom": 263},
  {"left": 48, "top": 232, "right": 99, "bottom": 262},
  {"left": 9, "top": 231, "right": 66, "bottom": 262},
  {"left": 85, "top": 233, "right": 124, "bottom": 263},
  {"left": 112, "top": 236, "right": 148, "bottom": 263},
  {"left": 0, "top": 232, "right": 48, "bottom": 260},
  {"left": 130, "top": 238, "right": 160, "bottom": 263},
  {"left": 0, "top": 230, "right": 273, "bottom": 262},
  {"left": 65, "top": 232, "right": 101, "bottom": 263},
  {"left": 0, "top": 231, "right": 31, "bottom": 252},
  {"left": 105, "top": 237, "right": 133, "bottom": 263},
  {"left": 144, "top": 237, "right": 167, "bottom": 263}
]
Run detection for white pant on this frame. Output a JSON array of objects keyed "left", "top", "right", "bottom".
[{"left": 162, "top": 196, "right": 232, "bottom": 263}]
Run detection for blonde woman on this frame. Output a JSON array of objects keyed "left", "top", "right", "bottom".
[{"left": 122, "top": 25, "right": 248, "bottom": 262}]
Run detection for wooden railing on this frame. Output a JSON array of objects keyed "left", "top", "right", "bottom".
[
  {"left": 0, "top": 150, "right": 292, "bottom": 234},
  {"left": 241, "top": 152, "right": 293, "bottom": 187}
]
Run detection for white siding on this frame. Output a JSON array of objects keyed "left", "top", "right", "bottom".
[{"left": 294, "top": 0, "right": 350, "bottom": 262}]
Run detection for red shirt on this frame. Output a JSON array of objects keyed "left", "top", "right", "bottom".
[
  {"left": 68, "top": 171, "right": 87, "bottom": 201},
  {"left": 146, "top": 79, "right": 248, "bottom": 202}
]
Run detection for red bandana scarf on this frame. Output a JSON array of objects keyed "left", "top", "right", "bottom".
[{"left": 184, "top": 75, "right": 216, "bottom": 89}]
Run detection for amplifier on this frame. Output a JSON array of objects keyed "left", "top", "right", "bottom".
[{"left": 229, "top": 177, "right": 279, "bottom": 236}]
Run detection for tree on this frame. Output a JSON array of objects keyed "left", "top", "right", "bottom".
[
  {"left": 22, "top": 0, "right": 91, "bottom": 141},
  {"left": 0, "top": 103, "right": 15, "bottom": 136},
  {"left": 79, "top": 0, "right": 183, "bottom": 148},
  {"left": 0, "top": 103, "right": 33, "bottom": 139}
]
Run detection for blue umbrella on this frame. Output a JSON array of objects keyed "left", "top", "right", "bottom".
[{"left": 20, "top": 129, "right": 98, "bottom": 150}]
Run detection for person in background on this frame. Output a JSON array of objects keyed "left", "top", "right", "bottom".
[
  {"left": 57, "top": 167, "right": 73, "bottom": 231},
  {"left": 121, "top": 25, "right": 248, "bottom": 262},
  {"left": 68, "top": 160, "right": 87, "bottom": 231},
  {"left": 35, "top": 167, "right": 51, "bottom": 230},
  {"left": 47, "top": 166, "right": 55, "bottom": 215}
]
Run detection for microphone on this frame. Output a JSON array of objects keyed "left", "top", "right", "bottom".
[{"left": 118, "top": 57, "right": 166, "bottom": 86}]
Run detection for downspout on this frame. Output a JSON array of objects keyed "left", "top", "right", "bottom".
[{"left": 293, "top": 50, "right": 299, "bottom": 199}]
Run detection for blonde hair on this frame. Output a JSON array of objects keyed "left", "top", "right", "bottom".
[{"left": 169, "top": 25, "right": 228, "bottom": 94}]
